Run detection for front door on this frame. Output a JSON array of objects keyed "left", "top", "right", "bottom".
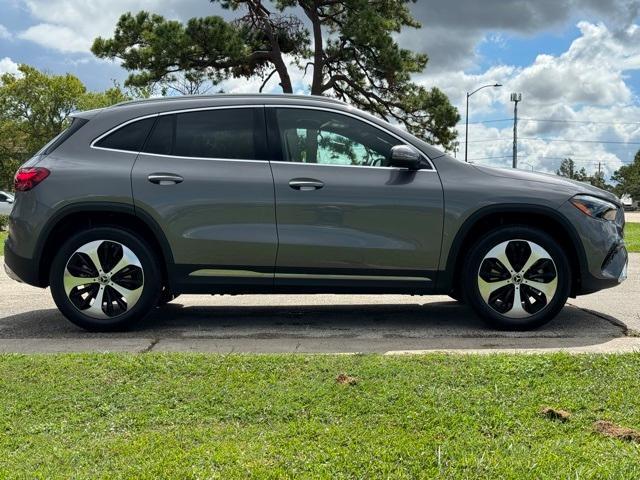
[
  {"left": 131, "top": 106, "right": 277, "bottom": 291},
  {"left": 268, "top": 107, "right": 444, "bottom": 292}
]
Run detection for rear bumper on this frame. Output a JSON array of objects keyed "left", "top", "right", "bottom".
[{"left": 3, "top": 239, "right": 42, "bottom": 287}]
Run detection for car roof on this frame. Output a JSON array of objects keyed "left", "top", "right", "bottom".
[{"left": 111, "top": 93, "right": 347, "bottom": 109}]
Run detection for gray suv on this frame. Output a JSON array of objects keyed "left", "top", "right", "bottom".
[{"left": 3, "top": 95, "right": 628, "bottom": 331}]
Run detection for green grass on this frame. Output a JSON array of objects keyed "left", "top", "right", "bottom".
[
  {"left": 0, "top": 230, "right": 6, "bottom": 246},
  {"left": 626, "top": 222, "right": 640, "bottom": 253},
  {"left": 1, "top": 354, "right": 640, "bottom": 478}
]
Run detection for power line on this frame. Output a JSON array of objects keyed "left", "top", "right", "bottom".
[
  {"left": 464, "top": 137, "right": 640, "bottom": 145},
  {"left": 459, "top": 117, "right": 640, "bottom": 127}
]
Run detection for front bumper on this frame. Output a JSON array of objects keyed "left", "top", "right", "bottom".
[
  {"left": 579, "top": 242, "right": 628, "bottom": 294},
  {"left": 3, "top": 239, "right": 41, "bottom": 287}
]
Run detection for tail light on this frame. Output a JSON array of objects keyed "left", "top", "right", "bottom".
[{"left": 14, "top": 167, "right": 50, "bottom": 191}]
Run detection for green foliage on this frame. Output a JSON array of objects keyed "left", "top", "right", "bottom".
[
  {"left": 0, "top": 215, "right": 8, "bottom": 232},
  {"left": 556, "top": 158, "right": 613, "bottom": 191},
  {"left": 556, "top": 158, "right": 588, "bottom": 181},
  {"left": 0, "top": 65, "right": 132, "bottom": 190},
  {"left": 92, "top": 1, "right": 459, "bottom": 149},
  {"left": 612, "top": 150, "right": 640, "bottom": 199},
  {"left": 2, "top": 353, "right": 640, "bottom": 477},
  {"left": 625, "top": 223, "right": 640, "bottom": 253}
]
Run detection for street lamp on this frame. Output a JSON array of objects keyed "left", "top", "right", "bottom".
[{"left": 465, "top": 83, "right": 502, "bottom": 162}]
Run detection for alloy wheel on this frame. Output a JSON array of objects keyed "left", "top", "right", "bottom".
[
  {"left": 63, "top": 240, "right": 144, "bottom": 319},
  {"left": 477, "top": 239, "right": 558, "bottom": 319}
]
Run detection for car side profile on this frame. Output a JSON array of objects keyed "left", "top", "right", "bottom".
[{"left": 3, "top": 94, "right": 628, "bottom": 331}]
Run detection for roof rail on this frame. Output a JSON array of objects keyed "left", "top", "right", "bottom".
[{"left": 111, "top": 93, "right": 347, "bottom": 108}]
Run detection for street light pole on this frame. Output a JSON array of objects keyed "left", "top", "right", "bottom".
[
  {"left": 510, "top": 92, "right": 522, "bottom": 169},
  {"left": 464, "top": 83, "right": 502, "bottom": 162}
]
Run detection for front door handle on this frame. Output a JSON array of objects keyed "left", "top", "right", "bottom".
[
  {"left": 148, "top": 173, "right": 184, "bottom": 185},
  {"left": 289, "top": 178, "right": 324, "bottom": 191}
]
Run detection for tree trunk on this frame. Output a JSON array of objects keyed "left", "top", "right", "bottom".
[{"left": 306, "top": 4, "right": 324, "bottom": 95}]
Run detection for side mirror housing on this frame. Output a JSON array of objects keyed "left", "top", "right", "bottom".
[{"left": 390, "top": 145, "right": 425, "bottom": 170}]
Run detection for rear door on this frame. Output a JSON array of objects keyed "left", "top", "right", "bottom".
[
  {"left": 130, "top": 106, "right": 277, "bottom": 290},
  {"left": 267, "top": 106, "right": 444, "bottom": 292}
]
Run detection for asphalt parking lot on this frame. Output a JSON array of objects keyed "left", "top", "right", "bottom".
[{"left": 1, "top": 252, "right": 638, "bottom": 354}]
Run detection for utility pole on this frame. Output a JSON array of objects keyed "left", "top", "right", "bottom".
[
  {"left": 598, "top": 162, "right": 602, "bottom": 177},
  {"left": 510, "top": 93, "right": 522, "bottom": 169}
]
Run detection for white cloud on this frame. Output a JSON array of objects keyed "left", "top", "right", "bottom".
[
  {"left": 0, "top": 57, "right": 20, "bottom": 76},
  {"left": 18, "top": 23, "right": 89, "bottom": 53},
  {"left": 16, "top": 0, "right": 227, "bottom": 55},
  {"left": 418, "top": 22, "right": 640, "bottom": 179},
  {"left": 0, "top": 24, "right": 11, "bottom": 40}
]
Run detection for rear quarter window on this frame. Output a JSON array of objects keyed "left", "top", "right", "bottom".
[{"left": 94, "top": 117, "right": 156, "bottom": 152}]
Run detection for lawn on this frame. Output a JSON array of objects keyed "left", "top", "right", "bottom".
[
  {"left": 626, "top": 222, "right": 640, "bottom": 253},
  {"left": 1, "top": 353, "right": 640, "bottom": 479},
  {"left": 0, "top": 230, "right": 6, "bottom": 247}
]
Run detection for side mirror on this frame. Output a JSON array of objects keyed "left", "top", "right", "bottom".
[
  {"left": 390, "top": 145, "right": 424, "bottom": 170},
  {"left": 7, "top": 198, "right": 14, "bottom": 204}
]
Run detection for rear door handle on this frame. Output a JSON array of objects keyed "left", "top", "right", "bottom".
[
  {"left": 289, "top": 178, "right": 324, "bottom": 191},
  {"left": 148, "top": 173, "right": 184, "bottom": 185}
]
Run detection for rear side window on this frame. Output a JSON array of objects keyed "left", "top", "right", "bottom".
[
  {"left": 94, "top": 117, "right": 156, "bottom": 152},
  {"left": 142, "top": 108, "right": 260, "bottom": 160},
  {"left": 40, "top": 117, "right": 89, "bottom": 155}
]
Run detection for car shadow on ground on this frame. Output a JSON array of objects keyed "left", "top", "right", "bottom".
[{"left": 0, "top": 300, "right": 625, "bottom": 352}]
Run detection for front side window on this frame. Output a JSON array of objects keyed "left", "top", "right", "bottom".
[
  {"left": 275, "top": 108, "right": 402, "bottom": 167},
  {"left": 143, "top": 108, "right": 259, "bottom": 160}
]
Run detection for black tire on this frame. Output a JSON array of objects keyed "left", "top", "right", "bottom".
[
  {"left": 49, "top": 227, "right": 162, "bottom": 331},
  {"left": 157, "top": 287, "right": 180, "bottom": 307},
  {"left": 462, "top": 226, "right": 571, "bottom": 330}
]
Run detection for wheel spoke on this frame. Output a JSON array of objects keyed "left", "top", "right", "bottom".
[
  {"left": 109, "top": 282, "right": 143, "bottom": 309},
  {"left": 506, "top": 287, "right": 530, "bottom": 318},
  {"left": 63, "top": 270, "right": 98, "bottom": 294},
  {"left": 478, "top": 278, "right": 511, "bottom": 303},
  {"left": 107, "top": 247, "right": 141, "bottom": 276},
  {"left": 75, "top": 240, "right": 105, "bottom": 273},
  {"left": 520, "top": 242, "right": 552, "bottom": 276},
  {"left": 484, "top": 242, "right": 515, "bottom": 272},
  {"left": 523, "top": 277, "right": 557, "bottom": 298},
  {"left": 84, "top": 285, "right": 107, "bottom": 319}
]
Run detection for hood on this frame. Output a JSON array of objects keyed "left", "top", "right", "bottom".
[{"left": 473, "top": 165, "right": 620, "bottom": 205}]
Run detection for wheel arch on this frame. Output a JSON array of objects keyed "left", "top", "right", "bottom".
[
  {"left": 36, "top": 202, "right": 173, "bottom": 287},
  {"left": 440, "top": 204, "right": 586, "bottom": 298}
]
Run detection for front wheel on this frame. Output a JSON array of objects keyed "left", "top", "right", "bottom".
[
  {"left": 49, "top": 227, "right": 162, "bottom": 331},
  {"left": 462, "top": 226, "right": 571, "bottom": 330}
]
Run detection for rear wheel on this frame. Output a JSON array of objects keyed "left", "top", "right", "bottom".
[
  {"left": 462, "top": 226, "right": 570, "bottom": 330},
  {"left": 49, "top": 227, "right": 162, "bottom": 331}
]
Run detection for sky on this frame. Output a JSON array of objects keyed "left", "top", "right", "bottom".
[{"left": 1, "top": 0, "right": 640, "bottom": 179}]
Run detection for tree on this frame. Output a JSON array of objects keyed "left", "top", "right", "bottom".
[
  {"left": 0, "top": 65, "right": 132, "bottom": 190},
  {"left": 587, "top": 171, "right": 611, "bottom": 191},
  {"left": 556, "top": 158, "right": 588, "bottom": 181},
  {"left": 612, "top": 150, "right": 640, "bottom": 199},
  {"left": 91, "top": 0, "right": 460, "bottom": 149}
]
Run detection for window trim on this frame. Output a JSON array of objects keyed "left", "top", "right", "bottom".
[
  {"left": 266, "top": 105, "right": 436, "bottom": 171},
  {"left": 90, "top": 104, "right": 435, "bottom": 171},
  {"left": 90, "top": 105, "right": 265, "bottom": 162},
  {"left": 90, "top": 113, "right": 159, "bottom": 154}
]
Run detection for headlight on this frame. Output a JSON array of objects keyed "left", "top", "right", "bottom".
[{"left": 570, "top": 195, "right": 618, "bottom": 222}]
